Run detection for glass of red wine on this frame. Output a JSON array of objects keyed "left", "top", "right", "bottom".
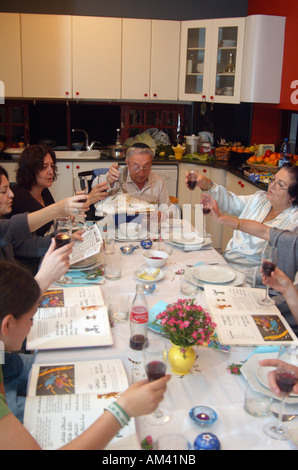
[
  {"left": 186, "top": 170, "right": 198, "bottom": 206},
  {"left": 258, "top": 245, "right": 278, "bottom": 306},
  {"left": 73, "top": 176, "right": 89, "bottom": 229},
  {"left": 143, "top": 339, "right": 171, "bottom": 425},
  {"left": 263, "top": 360, "right": 298, "bottom": 440},
  {"left": 54, "top": 216, "right": 72, "bottom": 285},
  {"left": 202, "top": 206, "right": 211, "bottom": 238}
]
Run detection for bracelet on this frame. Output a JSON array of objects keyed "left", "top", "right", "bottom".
[
  {"left": 236, "top": 219, "right": 242, "bottom": 231},
  {"left": 104, "top": 401, "right": 131, "bottom": 428},
  {"left": 201, "top": 180, "right": 215, "bottom": 192}
]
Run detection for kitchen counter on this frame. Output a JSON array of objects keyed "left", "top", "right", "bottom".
[{"left": 0, "top": 153, "right": 268, "bottom": 192}]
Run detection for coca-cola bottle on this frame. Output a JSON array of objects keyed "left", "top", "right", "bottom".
[{"left": 129, "top": 285, "right": 149, "bottom": 350}]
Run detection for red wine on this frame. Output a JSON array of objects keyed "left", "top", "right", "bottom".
[
  {"left": 276, "top": 371, "right": 297, "bottom": 394},
  {"left": 55, "top": 233, "right": 71, "bottom": 249},
  {"left": 146, "top": 361, "right": 167, "bottom": 382},
  {"left": 129, "top": 334, "right": 146, "bottom": 350},
  {"left": 187, "top": 180, "right": 197, "bottom": 191},
  {"left": 262, "top": 261, "right": 276, "bottom": 277},
  {"left": 203, "top": 208, "right": 211, "bottom": 215}
]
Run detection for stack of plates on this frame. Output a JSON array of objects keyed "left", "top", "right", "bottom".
[
  {"left": 70, "top": 254, "right": 101, "bottom": 271},
  {"left": 115, "top": 227, "right": 149, "bottom": 242},
  {"left": 169, "top": 232, "right": 210, "bottom": 250},
  {"left": 185, "top": 264, "right": 244, "bottom": 288}
]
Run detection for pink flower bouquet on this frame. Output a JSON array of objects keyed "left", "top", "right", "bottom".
[{"left": 154, "top": 298, "right": 216, "bottom": 350}]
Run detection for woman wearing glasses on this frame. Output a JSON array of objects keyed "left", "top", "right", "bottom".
[{"left": 186, "top": 164, "right": 298, "bottom": 287}]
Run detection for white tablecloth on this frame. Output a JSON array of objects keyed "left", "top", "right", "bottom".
[{"left": 35, "top": 240, "right": 296, "bottom": 450}]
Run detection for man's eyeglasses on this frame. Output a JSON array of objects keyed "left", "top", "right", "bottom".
[
  {"left": 270, "top": 178, "right": 288, "bottom": 191},
  {"left": 130, "top": 165, "right": 152, "bottom": 174}
]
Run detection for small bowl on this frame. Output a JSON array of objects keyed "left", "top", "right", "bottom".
[
  {"left": 189, "top": 406, "right": 218, "bottom": 427},
  {"left": 120, "top": 245, "right": 134, "bottom": 255},
  {"left": 140, "top": 240, "right": 153, "bottom": 250},
  {"left": 143, "top": 283, "right": 156, "bottom": 295},
  {"left": 143, "top": 250, "right": 168, "bottom": 268}
]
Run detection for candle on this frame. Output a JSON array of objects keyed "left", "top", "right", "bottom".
[
  {"left": 121, "top": 246, "right": 133, "bottom": 255},
  {"left": 197, "top": 413, "right": 210, "bottom": 421}
]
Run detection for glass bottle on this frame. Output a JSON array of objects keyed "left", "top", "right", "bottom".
[{"left": 129, "top": 285, "right": 149, "bottom": 350}]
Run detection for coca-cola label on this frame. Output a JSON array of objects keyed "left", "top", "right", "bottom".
[{"left": 130, "top": 308, "right": 148, "bottom": 324}]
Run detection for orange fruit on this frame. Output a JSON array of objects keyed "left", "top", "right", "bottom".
[
  {"left": 256, "top": 155, "right": 264, "bottom": 163},
  {"left": 293, "top": 155, "right": 298, "bottom": 162},
  {"left": 232, "top": 146, "right": 238, "bottom": 152},
  {"left": 270, "top": 152, "right": 277, "bottom": 161},
  {"left": 248, "top": 156, "right": 256, "bottom": 163},
  {"left": 264, "top": 157, "right": 271, "bottom": 164},
  {"left": 237, "top": 148, "right": 244, "bottom": 153}
]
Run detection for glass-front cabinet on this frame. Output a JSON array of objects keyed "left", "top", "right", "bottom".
[{"left": 179, "top": 18, "right": 245, "bottom": 103}]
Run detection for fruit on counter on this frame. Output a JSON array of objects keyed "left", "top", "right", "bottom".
[
  {"left": 247, "top": 152, "right": 298, "bottom": 167},
  {"left": 155, "top": 144, "right": 173, "bottom": 159},
  {"left": 184, "top": 152, "right": 212, "bottom": 161}
]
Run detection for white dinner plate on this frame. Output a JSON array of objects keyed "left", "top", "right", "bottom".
[
  {"left": 184, "top": 266, "right": 243, "bottom": 288},
  {"left": 134, "top": 265, "right": 165, "bottom": 283},
  {"left": 171, "top": 232, "right": 204, "bottom": 246},
  {"left": 192, "top": 265, "right": 236, "bottom": 283},
  {"left": 70, "top": 254, "right": 99, "bottom": 269}
]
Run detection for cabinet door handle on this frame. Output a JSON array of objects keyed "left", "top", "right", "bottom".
[
  {"left": 153, "top": 93, "right": 157, "bottom": 97},
  {"left": 65, "top": 91, "right": 69, "bottom": 96},
  {"left": 144, "top": 93, "right": 148, "bottom": 97},
  {"left": 76, "top": 165, "right": 80, "bottom": 169},
  {"left": 66, "top": 165, "right": 70, "bottom": 169},
  {"left": 76, "top": 92, "right": 79, "bottom": 96},
  {"left": 203, "top": 169, "right": 207, "bottom": 173}
]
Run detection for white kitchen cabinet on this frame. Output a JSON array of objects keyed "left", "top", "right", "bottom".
[
  {"left": 122, "top": 19, "right": 180, "bottom": 101},
  {"left": 150, "top": 20, "right": 180, "bottom": 101},
  {"left": 221, "top": 172, "right": 259, "bottom": 251},
  {"left": 122, "top": 19, "right": 151, "bottom": 100},
  {"left": 179, "top": 17, "right": 245, "bottom": 103},
  {"left": 0, "top": 13, "right": 22, "bottom": 98},
  {"left": 0, "top": 161, "right": 18, "bottom": 183},
  {"left": 241, "top": 15, "right": 286, "bottom": 103},
  {"left": 72, "top": 16, "right": 122, "bottom": 100},
  {"left": 21, "top": 14, "right": 72, "bottom": 99}
]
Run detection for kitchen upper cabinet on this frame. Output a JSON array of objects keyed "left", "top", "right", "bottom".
[
  {"left": 122, "top": 19, "right": 180, "bottom": 101},
  {"left": 122, "top": 19, "right": 151, "bottom": 100},
  {"left": 0, "top": 13, "right": 22, "bottom": 98},
  {"left": 179, "top": 17, "right": 245, "bottom": 103},
  {"left": 150, "top": 20, "right": 180, "bottom": 101},
  {"left": 21, "top": 14, "right": 72, "bottom": 99},
  {"left": 72, "top": 16, "right": 122, "bottom": 100}
]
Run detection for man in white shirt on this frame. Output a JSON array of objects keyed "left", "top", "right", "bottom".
[{"left": 93, "top": 144, "right": 177, "bottom": 218}]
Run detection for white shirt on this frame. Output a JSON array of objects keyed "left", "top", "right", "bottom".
[{"left": 209, "top": 184, "right": 298, "bottom": 285}]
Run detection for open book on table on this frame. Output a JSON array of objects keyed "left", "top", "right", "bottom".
[
  {"left": 204, "top": 285, "right": 297, "bottom": 346},
  {"left": 26, "top": 286, "right": 113, "bottom": 350},
  {"left": 23, "top": 359, "right": 139, "bottom": 450}
]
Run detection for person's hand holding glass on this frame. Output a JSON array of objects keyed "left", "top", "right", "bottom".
[
  {"left": 54, "top": 216, "right": 73, "bottom": 285},
  {"left": 258, "top": 245, "right": 278, "bottom": 306},
  {"left": 73, "top": 176, "right": 89, "bottom": 229},
  {"left": 143, "top": 339, "right": 171, "bottom": 426}
]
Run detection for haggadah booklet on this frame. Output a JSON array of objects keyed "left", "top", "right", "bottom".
[
  {"left": 23, "top": 359, "right": 139, "bottom": 450},
  {"left": 26, "top": 286, "right": 113, "bottom": 350},
  {"left": 204, "top": 285, "right": 297, "bottom": 346}
]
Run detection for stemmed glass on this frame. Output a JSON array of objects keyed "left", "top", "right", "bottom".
[
  {"left": 54, "top": 216, "right": 72, "bottom": 285},
  {"left": 263, "top": 349, "right": 298, "bottom": 440},
  {"left": 186, "top": 170, "right": 198, "bottom": 206},
  {"left": 143, "top": 339, "right": 171, "bottom": 426},
  {"left": 258, "top": 245, "right": 278, "bottom": 306},
  {"left": 73, "top": 176, "right": 89, "bottom": 229}
]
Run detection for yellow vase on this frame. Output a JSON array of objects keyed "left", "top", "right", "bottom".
[{"left": 168, "top": 343, "right": 196, "bottom": 376}]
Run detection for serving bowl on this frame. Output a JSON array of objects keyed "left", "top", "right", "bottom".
[{"left": 143, "top": 250, "right": 168, "bottom": 268}]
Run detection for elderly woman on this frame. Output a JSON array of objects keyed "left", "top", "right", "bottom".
[
  {"left": 187, "top": 164, "right": 298, "bottom": 286},
  {"left": 9, "top": 145, "right": 108, "bottom": 236}
]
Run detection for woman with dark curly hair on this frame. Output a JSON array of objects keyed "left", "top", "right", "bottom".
[{"left": 8, "top": 145, "right": 57, "bottom": 236}]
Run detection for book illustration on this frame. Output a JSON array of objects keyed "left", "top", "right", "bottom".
[
  {"left": 36, "top": 365, "right": 75, "bottom": 396},
  {"left": 252, "top": 315, "right": 293, "bottom": 342},
  {"left": 39, "top": 290, "right": 64, "bottom": 308}
]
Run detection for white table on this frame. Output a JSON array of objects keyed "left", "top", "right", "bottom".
[{"left": 35, "top": 241, "right": 296, "bottom": 450}]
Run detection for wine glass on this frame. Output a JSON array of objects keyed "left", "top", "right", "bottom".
[
  {"left": 186, "top": 170, "right": 198, "bottom": 206},
  {"left": 54, "top": 216, "right": 72, "bottom": 285},
  {"left": 263, "top": 355, "right": 298, "bottom": 440},
  {"left": 258, "top": 245, "right": 278, "bottom": 306},
  {"left": 143, "top": 339, "right": 171, "bottom": 426},
  {"left": 73, "top": 176, "right": 89, "bottom": 229},
  {"left": 202, "top": 205, "right": 211, "bottom": 238}
]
